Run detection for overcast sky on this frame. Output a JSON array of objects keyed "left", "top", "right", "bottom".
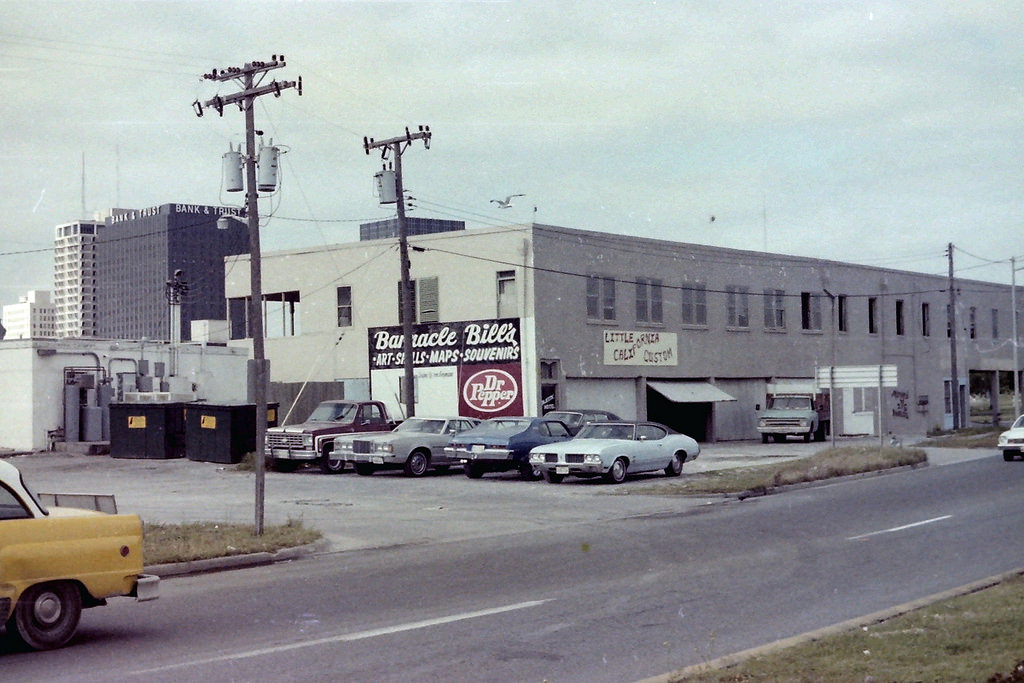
[{"left": 2, "top": 0, "right": 1022, "bottom": 308}]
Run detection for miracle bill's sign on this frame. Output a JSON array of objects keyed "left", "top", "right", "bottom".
[{"left": 368, "top": 319, "right": 524, "bottom": 418}]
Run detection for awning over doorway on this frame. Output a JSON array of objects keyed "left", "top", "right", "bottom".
[{"left": 648, "top": 380, "right": 736, "bottom": 403}]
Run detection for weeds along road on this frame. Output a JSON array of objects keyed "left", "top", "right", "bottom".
[{"left": 3, "top": 454, "right": 1023, "bottom": 682}]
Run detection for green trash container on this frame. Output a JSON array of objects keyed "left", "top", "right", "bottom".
[
  {"left": 185, "top": 402, "right": 279, "bottom": 464},
  {"left": 109, "top": 402, "right": 186, "bottom": 459}
]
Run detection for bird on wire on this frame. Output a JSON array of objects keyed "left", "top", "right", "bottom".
[{"left": 490, "top": 194, "right": 524, "bottom": 209}]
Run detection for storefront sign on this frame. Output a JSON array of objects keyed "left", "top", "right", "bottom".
[
  {"left": 602, "top": 330, "right": 677, "bottom": 366},
  {"left": 369, "top": 320, "right": 520, "bottom": 369},
  {"left": 369, "top": 319, "right": 524, "bottom": 420}
]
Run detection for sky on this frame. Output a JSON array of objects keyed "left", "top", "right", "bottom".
[{"left": 2, "top": 0, "right": 1023, "bottom": 309}]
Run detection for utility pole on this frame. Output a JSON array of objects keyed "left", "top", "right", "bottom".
[
  {"left": 1013, "top": 257, "right": 1021, "bottom": 419},
  {"left": 948, "top": 243, "right": 961, "bottom": 430},
  {"left": 164, "top": 269, "right": 187, "bottom": 377},
  {"left": 362, "top": 126, "right": 432, "bottom": 420},
  {"left": 193, "top": 56, "right": 301, "bottom": 535}
]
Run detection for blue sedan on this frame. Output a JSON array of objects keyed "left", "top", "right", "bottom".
[{"left": 446, "top": 417, "right": 573, "bottom": 480}]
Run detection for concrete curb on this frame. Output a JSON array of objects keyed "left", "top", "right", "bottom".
[
  {"left": 729, "top": 461, "right": 928, "bottom": 500},
  {"left": 635, "top": 566, "right": 1024, "bottom": 682},
  {"left": 146, "top": 540, "right": 325, "bottom": 578}
]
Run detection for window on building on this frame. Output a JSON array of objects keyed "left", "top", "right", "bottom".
[
  {"left": 921, "top": 302, "right": 930, "bottom": 336},
  {"left": 969, "top": 306, "right": 977, "bottom": 339},
  {"left": 496, "top": 270, "right": 517, "bottom": 319},
  {"left": 838, "top": 295, "right": 848, "bottom": 332},
  {"left": 992, "top": 308, "right": 999, "bottom": 338},
  {"left": 337, "top": 286, "right": 352, "bottom": 327},
  {"left": 636, "top": 277, "right": 663, "bottom": 324},
  {"left": 801, "top": 292, "right": 822, "bottom": 331},
  {"left": 726, "top": 285, "right": 749, "bottom": 328},
  {"left": 586, "top": 275, "right": 616, "bottom": 321},
  {"left": 895, "top": 299, "right": 905, "bottom": 336},
  {"left": 398, "top": 276, "right": 439, "bottom": 324},
  {"left": 868, "top": 297, "right": 878, "bottom": 334},
  {"left": 763, "top": 289, "right": 785, "bottom": 330},
  {"left": 681, "top": 284, "right": 707, "bottom": 326},
  {"left": 264, "top": 290, "right": 300, "bottom": 338}
]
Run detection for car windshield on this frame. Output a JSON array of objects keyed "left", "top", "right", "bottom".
[
  {"left": 472, "top": 419, "right": 531, "bottom": 435},
  {"left": 771, "top": 396, "right": 812, "bottom": 410},
  {"left": 577, "top": 423, "right": 636, "bottom": 440},
  {"left": 544, "top": 412, "right": 582, "bottom": 428},
  {"left": 307, "top": 402, "right": 358, "bottom": 423},
  {"left": 395, "top": 418, "right": 446, "bottom": 434},
  {"left": 1013, "top": 415, "right": 1024, "bottom": 429}
]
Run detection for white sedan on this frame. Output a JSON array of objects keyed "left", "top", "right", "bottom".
[
  {"left": 529, "top": 421, "right": 699, "bottom": 484},
  {"left": 997, "top": 414, "right": 1024, "bottom": 461}
]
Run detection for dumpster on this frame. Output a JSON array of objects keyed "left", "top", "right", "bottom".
[
  {"left": 109, "top": 402, "right": 186, "bottom": 459},
  {"left": 184, "top": 402, "right": 279, "bottom": 464}
]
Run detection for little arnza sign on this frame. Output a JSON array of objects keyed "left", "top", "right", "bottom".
[
  {"left": 603, "top": 330, "right": 677, "bottom": 366},
  {"left": 368, "top": 319, "right": 524, "bottom": 419}
]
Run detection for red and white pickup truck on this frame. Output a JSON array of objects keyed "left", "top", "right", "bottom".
[
  {"left": 265, "top": 400, "right": 397, "bottom": 474},
  {"left": 0, "top": 459, "right": 159, "bottom": 650}
]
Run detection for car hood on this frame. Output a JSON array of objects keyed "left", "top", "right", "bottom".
[
  {"left": 531, "top": 438, "right": 631, "bottom": 453},
  {"left": 999, "top": 427, "right": 1024, "bottom": 440}
]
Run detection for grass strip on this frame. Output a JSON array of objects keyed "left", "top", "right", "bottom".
[
  {"left": 638, "top": 445, "right": 927, "bottom": 496},
  {"left": 143, "top": 520, "right": 322, "bottom": 565},
  {"left": 671, "top": 574, "right": 1024, "bottom": 682}
]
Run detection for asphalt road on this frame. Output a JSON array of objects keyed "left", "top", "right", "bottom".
[{"left": 3, "top": 447, "right": 1022, "bottom": 682}]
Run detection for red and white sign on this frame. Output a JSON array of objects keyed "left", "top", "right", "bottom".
[{"left": 458, "top": 363, "right": 523, "bottom": 418}]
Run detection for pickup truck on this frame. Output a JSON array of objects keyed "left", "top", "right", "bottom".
[
  {"left": 0, "top": 459, "right": 159, "bottom": 650},
  {"left": 265, "top": 400, "right": 396, "bottom": 474},
  {"left": 757, "top": 392, "right": 830, "bottom": 443}
]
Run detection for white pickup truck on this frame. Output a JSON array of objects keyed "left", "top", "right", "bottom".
[{"left": 0, "top": 459, "right": 159, "bottom": 650}]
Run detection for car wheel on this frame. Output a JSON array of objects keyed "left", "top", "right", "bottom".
[
  {"left": 464, "top": 463, "right": 484, "bottom": 479},
  {"left": 665, "top": 452, "right": 685, "bottom": 477},
  {"left": 7, "top": 581, "right": 82, "bottom": 651},
  {"left": 354, "top": 463, "right": 375, "bottom": 476},
  {"left": 604, "top": 457, "right": 627, "bottom": 484},
  {"left": 761, "top": 434, "right": 770, "bottom": 444},
  {"left": 319, "top": 446, "right": 345, "bottom": 474},
  {"left": 272, "top": 458, "right": 299, "bottom": 473},
  {"left": 544, "top": 471, "right": 564, "bottom": 484},
  {"left": 519, "top": 462, "right": 543, "bottom": 480},
  {"left": 404, "top": 450, "right": 430, "bottom": 477},
  {"left": 803, "top": 431, "right": 811, "bottom": 442}
]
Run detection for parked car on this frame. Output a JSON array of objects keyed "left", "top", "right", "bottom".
[
  {"left": 0, "top": 459, "right": 158, "bottom": 650},
  {"left": 542, "top": 409, "right": 621, "bottom": 435},
  {"left": 335, "top": 416, "right": 480, "bottom": 476},
  {"left": 265, "top": 400, "right": 396, "bottom": 474},
  {"left": 997, "top": 415, "right": 1024, "bottom": 461},
  {"left": 529, "top": 421, "right": 700, "bottom": 484},
  {"left": 447, "top": 417, "right": 573, "bottom": 480}
]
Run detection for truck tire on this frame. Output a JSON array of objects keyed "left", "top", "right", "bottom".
[
  {"left": 761, "top": 434, "right": 770, "bottom": 444},
  {"left": 319, "top": 445, "right": 345, "bottom": 474},
  {"left": 803, "top": 431, "right": 811, "bottom": 442},
  {"left": 7, "top": 581, "right": 82, "bottom": 651}
]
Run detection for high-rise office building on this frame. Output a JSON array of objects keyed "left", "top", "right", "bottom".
[
  {"left": 2, "top": 290, "right": 56, "bottom": 339},
  {"left": 94, "top": 204, "right": 249, "bottom": 341},
  {"left": 53, "top": 218, "right": 105, "bottom": 338}
]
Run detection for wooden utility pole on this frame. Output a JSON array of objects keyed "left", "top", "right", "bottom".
[
  {"left": 362, "top": 126, "right": 432, "bottom": 419},
  {"left": 948, "top": 243, "right": 961, "bottom": 430},
  {"left": 193, "top": 56, "right": 301, "bottom": 535}
]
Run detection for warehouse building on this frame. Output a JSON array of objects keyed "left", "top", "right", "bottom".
[{"left": 223, "top": 223, "right": 1019, "bottom": 441}]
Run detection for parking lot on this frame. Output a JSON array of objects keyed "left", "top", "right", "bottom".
[{"left": 7, "top": 437, "right": 902, "bottom": 554}]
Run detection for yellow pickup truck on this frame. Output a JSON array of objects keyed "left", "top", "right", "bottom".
[{"left": 0, "top": 459, "right": 158, "bottom": 650}]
